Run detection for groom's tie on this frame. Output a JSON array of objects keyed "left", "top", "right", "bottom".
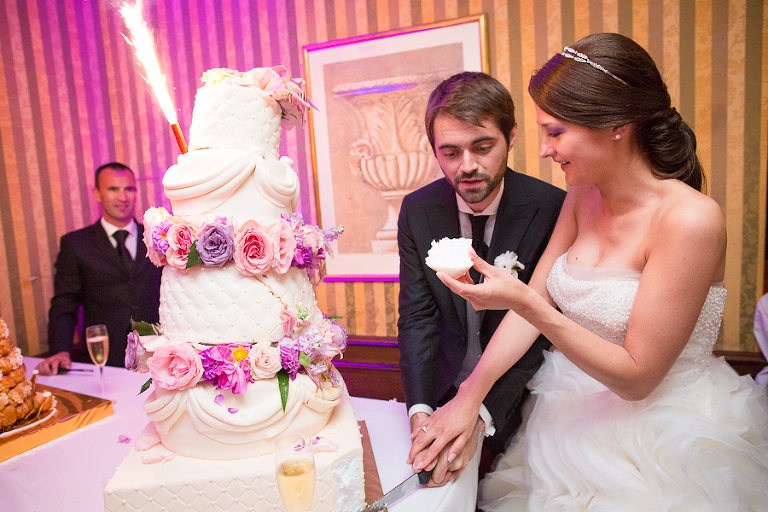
[
  {"left": 469, "top": 215, "right": 489, "bottom": 284},
  {"left": 113, "top": 230, "right": 133, "bottom": 273}
]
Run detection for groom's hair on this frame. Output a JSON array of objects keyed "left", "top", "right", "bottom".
[{"left": 425, "top": 72, "right": 516, "bottom": 151}]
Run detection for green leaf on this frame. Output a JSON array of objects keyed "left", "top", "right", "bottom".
[
  {"left": 277, "top": 370, "right": 289, "bottom": 412},
  {"left": 326, "top": 316, "right": 342, "bottom": 322},
  {"left": 130, "top": 319, "right": 161, "bottom": 336},
  {"left": 139, "top": 378, "right": 152, "bottom": 395},
  {"left": 299, "top": 352, "right": 311, "bottom": 367},
  {"left": 186, "top": 242, "right": 202, "bottom": 268}
]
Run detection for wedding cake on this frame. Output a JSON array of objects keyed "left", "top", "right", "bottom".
[{"left": 104, "top": 67, "right": 365, "bottom": 512}]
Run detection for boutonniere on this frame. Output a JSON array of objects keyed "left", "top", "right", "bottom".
[{"left": 494, "top": 251, "right": 525, "bottom": 277}]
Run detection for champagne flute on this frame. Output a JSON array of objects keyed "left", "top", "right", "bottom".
[
  {"left": 85, "top": 324, "right": 109, "bottom": 398},
  {"left": 275, "top": 433, "right": 316, "bottom": 512}
]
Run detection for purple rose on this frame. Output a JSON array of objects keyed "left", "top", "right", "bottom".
[
  {"left": 152, "top": 219, "right": 173, "bottom": 255},
  {"left": 125, "top": 330, "right": 144, "bottom": 372},
  {"left": 297, "top": 329, "right": 325, "bottom": 363},
  {"left": 196, "top": 223, "right": 235, "bottom": 266},
  {"left": 292, "top": 244, "right": 314, "bottom": 269},
  {"left": 217, "top": 358, "right": 253, "bottom": 394},
  {"left": 200, "top": 345, "right": 254, "bottom": 394},
  {"left": 279, "top": 338, "right": 302, "bottom": 380},
  {"left": 201, "top": 346, "right": 235, "bottom": 384}
]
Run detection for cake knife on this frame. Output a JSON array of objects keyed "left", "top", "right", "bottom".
[{"left": 361, "top": 469, "right": 433, "bottom": 511}]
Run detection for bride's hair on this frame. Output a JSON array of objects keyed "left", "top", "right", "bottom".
[{"left": 529, "top": 33, "right": 704, "bottom": 192}]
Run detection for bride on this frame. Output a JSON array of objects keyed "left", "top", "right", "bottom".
[{"left": 409, "top": 33, "right": 768, "bottom": 511}]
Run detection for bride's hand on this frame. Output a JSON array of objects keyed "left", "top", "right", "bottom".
[
  {"left": 438, "top": 252, "right": 526, "bottom": 311},
  {"left": 407, "top": 391, "right": 482, "bottom": 474}
]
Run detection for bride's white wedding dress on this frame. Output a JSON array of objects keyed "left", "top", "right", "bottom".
[{"left": 480, "top": 253, "right": 768, "bottom": 512}]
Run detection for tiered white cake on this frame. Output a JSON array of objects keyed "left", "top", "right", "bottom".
[{"left": 104, "top": 67, "right": 364, "bottom": 512}]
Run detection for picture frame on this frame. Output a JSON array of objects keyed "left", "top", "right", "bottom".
[{"left": 303, "top": 14, "right": 489, "bottom": 280}]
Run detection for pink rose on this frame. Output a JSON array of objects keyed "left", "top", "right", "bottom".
[
  {"left": 271, "top": 219, "right": 297, "bottom": 274},
  {"left": 318, "top": 319, "right": 347, "bottom": 357},
  {"left": 301, "top": 225, "right": 322, "bottom": 253},
  {"left": 148, "top": 342, "right": 203, "bottom": 391},
  {"left": 281, "top": 304, "right": 297, "bottom": 336},
  {"left": 234, "top": 221, "right": 273, "bottom": 275},
  {"left": 165, "top": 221, "right": 196, "bottom": 269},
  {"left": 248, "top": 342, "right": 282, "bottom": 380}
]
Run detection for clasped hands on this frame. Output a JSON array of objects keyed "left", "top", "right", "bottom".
[{"left": 408, "top": 408, "right": 484, "bottom": 487}]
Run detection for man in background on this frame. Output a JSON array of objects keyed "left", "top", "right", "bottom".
[
  {"left": 397, "top": 72, "right": 566, "bottom": 487},
  {"left": 37, "top": 162, "right": 162, "bottom": 375}
]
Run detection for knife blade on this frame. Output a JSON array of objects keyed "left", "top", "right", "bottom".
[{"left": 362, "top": 469, "right": 433, "bottom": 511}]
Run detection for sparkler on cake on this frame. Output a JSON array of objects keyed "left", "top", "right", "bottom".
[
  {"left": 120, "top": 1, "right": 187, "bottom": 154},
  {"left": 424, "top": 237, "right": 474, "bottom": 279}
]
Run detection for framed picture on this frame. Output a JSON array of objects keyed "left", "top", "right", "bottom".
[{"left": 303, "top": 14, "right": 489, "bottom": 280}]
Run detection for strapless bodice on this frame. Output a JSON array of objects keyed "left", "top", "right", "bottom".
[{"left": 546, "top": 253, "right": 727, "bottom": 383}]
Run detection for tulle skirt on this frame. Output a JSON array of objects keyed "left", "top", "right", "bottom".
[{"left": 479, "top": 350, "right": 768, "bottom": 512}]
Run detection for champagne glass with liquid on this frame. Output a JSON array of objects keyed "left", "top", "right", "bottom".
[
  {"left": 85, "top": 324, "right": 109, "bottom": 398},
  {"left": 275, "top": 433, "right": 316, "bottom": 512}
]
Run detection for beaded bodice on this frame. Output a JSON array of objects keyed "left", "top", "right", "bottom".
[{"left": 546, "top": 253, "right": 727, "bottom": 380}]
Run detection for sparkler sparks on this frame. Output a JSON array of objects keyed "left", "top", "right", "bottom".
[{"left": 120, "top": 1, "right": 187, "bottom": 153}]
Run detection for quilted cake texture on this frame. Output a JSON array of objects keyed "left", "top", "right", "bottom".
[
  {"left": 188, "top": 84, "right": 282, "bottom": 158},
  {"left": 159, "top": 265, "right": 317, "bottom": 345},
  {"left": 105, "top": 392, "right": 365, "bottom": 512}
]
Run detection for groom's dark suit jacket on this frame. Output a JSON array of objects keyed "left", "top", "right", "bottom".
[
  {"left": 397, "top": 168, "right": 566, "bottom": 453},
  {"left": 47, "top": 220, "right": 162, "bottom": 367}
]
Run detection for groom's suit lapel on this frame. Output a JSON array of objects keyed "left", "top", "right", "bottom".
[
  {"left": 488, "top": 171, "right": 540, "bottom": 262},
  {"left": 481, "top": 169, "right": 541, "bottom": 340},
  {"left": 425, "top": 181, "right": 468, "bottom": 334}
]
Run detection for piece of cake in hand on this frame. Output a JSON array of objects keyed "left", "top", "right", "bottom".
[
  {"left": 104, "top": 67, "right": 364, "bottom": 512},
  {"left": 424, "top": 237, "right": 474, "bottom": 279}
]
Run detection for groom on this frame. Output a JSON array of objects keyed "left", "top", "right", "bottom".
[{"left": 397, "top": 72, "right": 565, "bottom": 485}]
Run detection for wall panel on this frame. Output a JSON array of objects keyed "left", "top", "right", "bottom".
[{"left": 0, "top": 0, "right": 764, "bottom": 353}]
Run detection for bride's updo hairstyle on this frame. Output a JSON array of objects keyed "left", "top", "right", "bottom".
[{"left": 529, "top": 33, "right": 704, "bottom": 191}]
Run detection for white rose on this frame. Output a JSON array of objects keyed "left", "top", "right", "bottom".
[{"left": 248, "top": 342, "right": 282, "bottom": 380}]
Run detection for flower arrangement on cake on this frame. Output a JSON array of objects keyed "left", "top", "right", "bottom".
[
  {"left": 126, "top": 306, "right": 347, "bottom": 412},
  {"left": 202, "top": 66, "right": 313, "bottom": 129},
  {"left": 130, "top": 211, "right": 347, "bottom": 412},
  {"left": 143, "top": 210, "right": 343, "bottom": 285}
]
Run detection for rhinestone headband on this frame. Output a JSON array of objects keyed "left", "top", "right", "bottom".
[{"left": 561, "top": 46, "right": 627, "bottom": 84}]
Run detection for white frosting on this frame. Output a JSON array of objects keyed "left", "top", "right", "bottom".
[
  {"left": 158, "top": 265, "right": 318, "bottom": 345},
  {"left": 188, "top": 83, "right": 282, "bottom": 156},
  {"left": 105, "top": 391, "right": 365, "bottom": 512},
  {"left": 144, "top": 372, "right": 342, "bottom": 459},
  {"left": 163, "top": 148, "right": 299, "bottom": 224}
]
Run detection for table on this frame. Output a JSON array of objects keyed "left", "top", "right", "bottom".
[{"left": 1, "top": 358, "right": 478, "bottom": 512}]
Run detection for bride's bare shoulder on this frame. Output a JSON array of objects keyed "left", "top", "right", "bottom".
[{"left": 653, "top": 181, "right": 726, "bottom": 252}]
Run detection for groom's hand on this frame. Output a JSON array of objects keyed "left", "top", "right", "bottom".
[{"left": 427, "top": 417, "right": 485, "bottom": 486}]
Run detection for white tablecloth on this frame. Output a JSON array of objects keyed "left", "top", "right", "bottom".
[{"left": 1, "top": 358, "right": 478, "bottom": 512}]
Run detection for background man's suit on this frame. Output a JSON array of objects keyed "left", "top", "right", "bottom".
[
  {"left": 398, "top": 168, "right": 566, "bottom": 453},
  {"left": 47, "top": 220, "right": 162, "bottom": 367}
]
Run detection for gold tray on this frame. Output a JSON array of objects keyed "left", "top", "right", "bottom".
[{"left": 0, "top": 384, "right": 113, "bottom": 462}]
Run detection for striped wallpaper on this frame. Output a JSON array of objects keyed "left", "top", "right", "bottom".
[{"left": 0, "top": 0, "right": 765, "bottom": 355}]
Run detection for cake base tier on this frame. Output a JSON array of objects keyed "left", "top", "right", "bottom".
[{"left": 105, "top": 391, "right": 364, "bottom": 512}]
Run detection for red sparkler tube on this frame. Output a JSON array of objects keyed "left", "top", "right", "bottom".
[{"left": 171, "top": 123, "right": 188, "bottom": 154}]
